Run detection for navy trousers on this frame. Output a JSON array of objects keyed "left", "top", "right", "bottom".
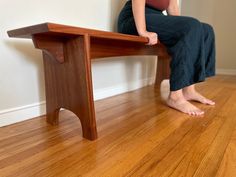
[{"left": 117, "top": 1, "right": 216, "bottom": 91}]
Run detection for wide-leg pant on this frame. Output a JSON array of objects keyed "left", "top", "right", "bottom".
[{"left": 117, "top": 1, "right": 216, "bottom": 91}]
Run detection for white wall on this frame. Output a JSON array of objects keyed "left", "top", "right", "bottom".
[
  {"left": 0, "top": 0, "right": 156, "bottom": 126},
  {"left": 181, "top": 0, "right": 236, "bottom": 74},
  {"left": 213, "top": 0, "right": 236, "bottom": 72},
  {"left": 3, "top": 0, "right": 234, "bottom": 126}
]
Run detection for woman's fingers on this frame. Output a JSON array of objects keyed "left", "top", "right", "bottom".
[
  {"left": 147, "top": 32, "right": 158, "bottom": 45},
  {"left": 139, "top": 31, "right": 158, "bottom": 45}
]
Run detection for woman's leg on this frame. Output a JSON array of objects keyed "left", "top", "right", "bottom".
[
  {"left": 182, "top": 23, "right": 215, "bottom": 106},
  {"left": 202, "top": 23, "right": 216, "bottom": 78},
  {"left": 117, "top": 3, "right": 216, "bottom": 115},
  {"left": 147, "top": 15, "right": 216, "bottom": 114},
  {"left": 146, "top": 15, "right": 214, "bottom": 115}
]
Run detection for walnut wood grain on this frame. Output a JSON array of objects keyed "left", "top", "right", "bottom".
[
  {"left": 36, "top": 34, "right": 97, "bottom": 140},
  {"left": 33, "top": 34, "right": 65, "bottom": 63},
  {"left": 7, "top": 22, "right": 149, "bottom": 43},
  {"left": 90, "top": 37, "right": 169, "bottom": 59},
  {"left": 7, "top": 22, "right": 170, "bottom": 140},
  {"left": 155, "top": 56, "right": 171, "bottom": 86}
]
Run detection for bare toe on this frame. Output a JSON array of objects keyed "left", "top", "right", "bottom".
[
  {"left": 188, "top": 111, "right": 196, "bottom": 116},
  {"left": 196, "top": 110, "right": 205, "bottom": 116},
  {"left": 188, "top": 109, "right": 204, "bottom": 116},
  {"left": 167, "top": 97, "right": 204, "bottom": 117},
  {"left": 203, "top": 99, "right": 215, "bottom": 105},
  {"left": 183, "top": 91, "right": 215, "bottom": 106}
]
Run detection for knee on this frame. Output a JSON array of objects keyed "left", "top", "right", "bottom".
[
  {"left": 185, "top": 17, "right": 202, "bottom": 32},
  {"left": 202, "top": 23, "right": 215, "bottom": 39}
]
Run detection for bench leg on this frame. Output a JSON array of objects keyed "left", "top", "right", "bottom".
[
  {"left": 46, "top": 107, "right": 60, "bottom": 125},
  {"left": 155, "top": 56, "right": 171, "bottom": 87},
  {"left": 64, "top": 36, "right": 97, "bottom": 140},
  {"left": 35, "top": 35, "right": 98, "bottom": 140}
]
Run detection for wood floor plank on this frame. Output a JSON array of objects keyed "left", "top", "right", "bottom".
[
  {"left": 169, "top": 90, "right": 236, "bottom": 177},
  {"left": 15, "top": 103, "right": 171, "bottom": 177},
  {"left": 0, "top": 93, "right": 164, "bottom": 176},
  {"left": 56, "top": 111, "right": 187, "bottom": 177},
  {"left": 216, "top": 127, "right": 236, "bottom": 177},
  {"left": 0, "top": 75, "right": 235, "bottom": 177},
  {"left": 124, "top": 87, "right": 233, "bottom": 177},
  {"left": 193, "top": 92, "right": 236, "bottom": 177}
]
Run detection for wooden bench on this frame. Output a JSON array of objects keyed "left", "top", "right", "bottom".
[{"left": 7, "top": 22, "right": 170, "bottom": 140}]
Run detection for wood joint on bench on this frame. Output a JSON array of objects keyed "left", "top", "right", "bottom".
[{"left": 32, "top": 34, "right": 65, "bottom": 63}]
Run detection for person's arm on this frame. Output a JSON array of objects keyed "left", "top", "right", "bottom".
[
  {"left": 167, "top": 0, "right": 180, "bottom": 16},
  {"left": 132, "top": 0, "right": 158, "bottom": 45}
]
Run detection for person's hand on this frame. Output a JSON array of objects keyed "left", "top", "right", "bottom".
[{"left": 139, "top": 31, "right": 158, "bottom": 45}]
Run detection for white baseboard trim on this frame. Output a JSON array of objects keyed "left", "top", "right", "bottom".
[
  {"left": 0, "top": 101, "right": 46, "bottom": 127},
  {"left": 0, "top": 77, "right": 155, "bottom": 127},
  {"left": 94, "top": 77, "right": 155, "bottom": 100},
  {"left": 216, "top": 68, "right": 236, "bottom": 75}
]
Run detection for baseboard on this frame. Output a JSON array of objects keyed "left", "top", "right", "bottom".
[
  {"left": 0, "top": 77, "right": 155, "bottom": 127},
  {"left": 216, "top": 68, "right": 236, "bottom": 75},
  {"left": 94, "top": 77, "right": 155, "bottom": 100},
  {"left": 0, "top": 101, "right": 46, "bottom": 127}
]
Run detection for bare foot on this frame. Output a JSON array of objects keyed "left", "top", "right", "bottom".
[
  {"left": 166, "top": 96, "right": 204, "bottom": 116},
  {"left": 183, "top": 90, "right": 215, "bottom": 105}
]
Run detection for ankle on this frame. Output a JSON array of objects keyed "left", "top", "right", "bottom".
[
  {"left": 183, "top": 86, "right": 196, "bottom": 94},
  {"left": 168, "top": 90, "right": 185, "bottom": 101}
]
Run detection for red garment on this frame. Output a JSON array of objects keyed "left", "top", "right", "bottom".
[{"left": 146, "top": 0, "right": 170, "bottom": 11}]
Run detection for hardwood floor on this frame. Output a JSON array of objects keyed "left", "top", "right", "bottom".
[{"left": 0, "top": 75, "right": 236, "bottom": 177}]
